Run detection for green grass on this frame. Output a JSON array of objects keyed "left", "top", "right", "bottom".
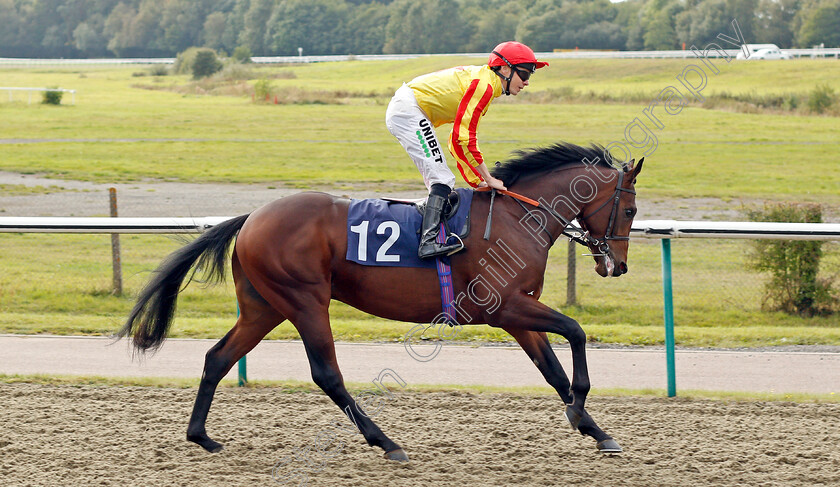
[
  {"left": 1, "top": 60, "right": 838, "bottom": 347},
  {"left": 0, "top": 183, "right": 79, "bottom": 196},
  {"left": 1, "top": 60, "right": 839, "bottom": 201},
  {"left": 1, "top": 234, "right": 837, "bottom": 346},
  {"left": 3, "top": 104, "right": 839, "bottom": 199},
  {"left": 2, "top": 373, "right": 837, "bottom": 403}
]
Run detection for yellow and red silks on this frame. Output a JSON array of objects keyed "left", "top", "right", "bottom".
[{"left": 407, "top": 65, "right": 503, "bottom": 187}]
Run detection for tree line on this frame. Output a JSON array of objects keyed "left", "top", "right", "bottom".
[{"left": 1, "top": 0, "right": 838, "bottom": 59}]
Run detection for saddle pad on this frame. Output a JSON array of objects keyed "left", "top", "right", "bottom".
[{"left": 346, "top": 188, "right": 473, "bottom": 268}]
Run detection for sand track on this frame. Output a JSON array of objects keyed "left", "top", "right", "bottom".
[{"left": 2, "top": 383, "right": 839, "bottom": 486}]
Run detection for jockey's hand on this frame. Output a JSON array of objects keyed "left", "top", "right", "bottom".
[{"left": 480, "top": 176, "right": 507, "bottom": 191}]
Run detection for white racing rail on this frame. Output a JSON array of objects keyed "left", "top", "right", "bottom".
[
  {"left": 1, "top": 217, "right": 838, "bottom": 240},
  {"left": 0, "top": 216, "right": 232, "bottom": 233},
  {"left": 1, "top": 86, "right": 77, "bottom": 104},
  {"left": 629, "top": 220, "right": 840, "bottom": 240},
  {"left": 1, "top": 47, "right": 839, "bottom": 66}
]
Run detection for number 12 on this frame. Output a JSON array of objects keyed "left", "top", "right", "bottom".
[{"left": 349, "top": 220, "right": 400, "bottom": 262}]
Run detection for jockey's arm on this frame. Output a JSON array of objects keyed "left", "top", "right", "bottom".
[{"left": 474, "top": 162, "right": 507, "bottom": 191}]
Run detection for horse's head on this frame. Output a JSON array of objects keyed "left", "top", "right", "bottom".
[
  {"left": 577, "top": 158, "right": 643, "bottom": 277},
  {"left": 491, "top": 142, "right": 643, "bottom": 278}
]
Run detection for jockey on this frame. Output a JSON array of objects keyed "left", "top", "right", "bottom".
[{"left": 385, "top": 41, "right": 548, "bottom": 259}]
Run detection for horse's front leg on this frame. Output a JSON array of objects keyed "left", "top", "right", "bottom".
[
  {"left": 493, "top": 294, "right": 617, "bottom": 450},
  {"left": 502, "top": 327, "right": 621, "bottom": 453},
  {"left": 495, "top": 294, "right": 590, "bottom": 406}
]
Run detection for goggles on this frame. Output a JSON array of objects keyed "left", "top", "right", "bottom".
[{"left": 514, "top": 64, "right": 536, "bottom": 82}]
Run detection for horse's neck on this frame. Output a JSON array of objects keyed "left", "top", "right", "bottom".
[
  {"left": 519, "top": 165, "right": 619, "bottom": 245},
  {"left": 514, "top": 167, "right": 589, "bottom": 240}
]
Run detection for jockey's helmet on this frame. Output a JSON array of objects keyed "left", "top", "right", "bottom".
[{"left": 488, "top": 41, "right": 548, "bottom": 95}]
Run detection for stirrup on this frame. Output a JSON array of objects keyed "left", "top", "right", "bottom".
[
  {"left": 418, "top": 244, "right": 460, "bottom": 259},
  {"left": 444, "top": 233, "right": 465, "bottom": 256}
]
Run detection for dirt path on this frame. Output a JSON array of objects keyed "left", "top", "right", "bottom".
[
  {"left": 0, "top": 170, "right": 769, "bottom": 221},
  {"left": 2, "top": 382, "right": 839, "bottom": 486}
]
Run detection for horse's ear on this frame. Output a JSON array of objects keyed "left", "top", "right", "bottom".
[
  {"left": 623, "top": 158, "right": 635, "bottom": 173},
  {"left": 631, "top": 157, "right": 644, "bottom": 177}
]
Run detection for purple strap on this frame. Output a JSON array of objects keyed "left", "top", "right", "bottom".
[{"left": 435, "top": 222, "right": 456, "bottom": 324}]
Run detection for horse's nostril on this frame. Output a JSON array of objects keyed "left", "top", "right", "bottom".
[{"left": 619, "top": 262, "right": 628, "bottom": 275}]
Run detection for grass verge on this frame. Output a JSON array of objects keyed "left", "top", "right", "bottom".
[
  {"left": 2, "top": 373, "right": 836, "bottom": 403},
  {"left": 1, "top": 235, "right": 837, "bottom": 347},
  {"left": 1, "top": 62, "right": 839, "bottom": 202},
  {"left": 3, "top": 314, "right": 840, "bottom": 348}
]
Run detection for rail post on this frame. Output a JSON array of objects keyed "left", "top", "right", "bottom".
[
  {"left": 236, "top": 303, "right": 247, "bottom": 386},
  {"left": 109, "top": 188, "right": 123, "bottom": 295},
  {"left": 661, "top": 238, "right": 677, "bottom": 397},
  {"left": 566, "top": 239, "right": 577, "bottom": 306},
  {"left": 238, "top": 355, "right": 248, "bottom": 386}
]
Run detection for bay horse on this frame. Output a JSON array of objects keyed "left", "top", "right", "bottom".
[{"left": 117, "top": 142, "right": 642, "bottom": 461}]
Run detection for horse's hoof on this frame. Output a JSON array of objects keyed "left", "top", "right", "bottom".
[
  {"left": 384, "top": 448, "right": 409, "bottom": 462},
  {"left": 564, "top": 406, "right": 582, "bottom": 430},
  {"left": 597, "top": 438, "right": 622, "bottom": 454},
  {"left": 188, "top": 434, "right": 224, "bottom": 453}
]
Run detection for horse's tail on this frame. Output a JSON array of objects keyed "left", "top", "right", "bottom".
[{"left": 116, "top": 214, "right": 251, "bottom": 353}]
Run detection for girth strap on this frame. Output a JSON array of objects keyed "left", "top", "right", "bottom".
[{"left": 435, "top": 224, "right": 457, "bottom": 324}]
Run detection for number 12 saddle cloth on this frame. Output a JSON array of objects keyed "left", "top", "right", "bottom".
[{"left": 345, "top": 188, "right": 473, "bottom": 269}]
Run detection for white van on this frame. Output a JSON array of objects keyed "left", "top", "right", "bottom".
[{"left": 736, "top": 44, "right": 790, "bottom": 60}]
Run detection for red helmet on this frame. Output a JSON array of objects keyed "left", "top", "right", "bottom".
[{"left": 488, "top": 41, "right": 548, "bottom": 69}]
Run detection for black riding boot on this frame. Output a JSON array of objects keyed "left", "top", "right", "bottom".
[{"left": 418, "top": 184, "right": 464, "bottom": 259}]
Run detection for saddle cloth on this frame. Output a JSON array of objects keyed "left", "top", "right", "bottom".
[{"left": 346, "top": 188, "right": 473, "bottom": 268}]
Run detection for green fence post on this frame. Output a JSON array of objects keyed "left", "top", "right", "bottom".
[
  {"left": 238, "top": 355, "right": 247, "bottom": 387},
  {"left": 661, "top": 238, "right": 677, "bottom": 397},
  {"left": 236, "top": 303, "right": 247, "bottom": 386}
]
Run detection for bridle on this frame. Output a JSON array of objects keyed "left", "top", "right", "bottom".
[
  {"left": 489, "top": 169, "right": 636, "bottom": 258},
  {"left": 576, "top": 169, "right": 636, "bottom": 257}
]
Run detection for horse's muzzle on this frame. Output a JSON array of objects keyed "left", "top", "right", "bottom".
[
  {"left": 616, "top": 261, "right": 628, "bottom": 276},
  {"left": 605, "top": 256, "right": 628, "bottom": 277}
]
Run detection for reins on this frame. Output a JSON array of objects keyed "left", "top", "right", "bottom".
[
  {"left": 477, "top": 186, "right": 586, "bottom": 245},
  {"left": 476, "top": 170, "right": 635, "bottom": 255}
]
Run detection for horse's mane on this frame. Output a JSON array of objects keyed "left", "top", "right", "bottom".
[{"left": 490, "top": 142, "right": 618, "bottom": 187}]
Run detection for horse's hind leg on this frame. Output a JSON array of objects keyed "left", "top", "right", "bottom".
[
  {"left": 292, "top": 307, "right": 407, "bottom": 461},
  {"left": 503, "top": 327, "right": 621, "bottom": 453},
  {"left": 187, "top": 254, "right": 284, "bottom": 453}
]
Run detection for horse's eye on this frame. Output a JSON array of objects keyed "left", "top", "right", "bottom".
[{"left": 625, "top": 208, "right": 636, "bottom": 217}]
